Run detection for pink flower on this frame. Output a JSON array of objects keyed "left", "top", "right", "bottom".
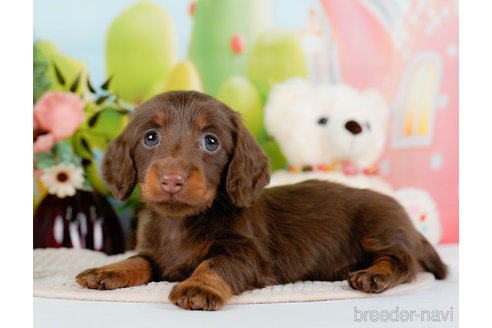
[
  {"left": 33, "top": 91, "right": 85, "bottom": 153},
  {"left": 34, "top": 91, "right": 85, "bottom": 140},
  {"left": 33, "top": 134, "right": 56, "bottom": 153}
]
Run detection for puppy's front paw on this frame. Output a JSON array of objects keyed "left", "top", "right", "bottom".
[
  {"left": 169, "top": 280, "right": 225, "bottom": 311},
  {"left": 348, "top": 270, "right": 392, "bottom": 293},
  {"left": 76, "top": 268, "right": 126, "bottom": 290}
]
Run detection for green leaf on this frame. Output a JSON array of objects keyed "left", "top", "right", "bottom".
[
  {"left": 88, "top": 112, "right": 101, "bottom": 127},
  {"left": 55, "top": 141, "right": 75, "bottom": 164},
  {"left": 95, "top": 95, "right": 110, "bottom": 105},
  {"left": 33, "top": 42, "right": 52, "bottom": 103},
  {"left": 83, "top": 133, "right": 106, "bottom": 151},
  {"left": 86, "top": 76, "right": 96, "bottom": 94},
  {"left": 72, "top": 132, "right": 92, "bottom": 159},
  {"left": 80, "top": 137, "right": 92, "bottom": 156},
  {"left": 35, "top": 152, "right": 56, "bottom": 169},
  {"left": 69, "top": 73, "right": 81, "bottom": 92},
  {"left": 52, "top": 62, "right": 66, "bottom": 86},
  {"left": 100, "top": 76, "right": 112, "bottom": 90},
  {"left": 84, "top": 102, "right": 99, "bottom": 119},
  {"left": 81, "top": 158, "right": 92, "bottom": 167}
]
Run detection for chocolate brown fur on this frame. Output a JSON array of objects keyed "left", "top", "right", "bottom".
[{"left": 76, "top": 90, "right": 447, "bottom": 310}]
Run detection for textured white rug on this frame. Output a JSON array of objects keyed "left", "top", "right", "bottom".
[{"left": 33, "top": 248, "right": 435, "bottom": 305}]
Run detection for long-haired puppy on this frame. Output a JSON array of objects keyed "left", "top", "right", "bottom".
[{"left": 76, "top": 91, "right": 447, "bottom": 310}]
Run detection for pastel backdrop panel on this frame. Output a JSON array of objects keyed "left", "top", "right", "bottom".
[{"left": 33, "top": 0, "right": 458, "bottom": 243}]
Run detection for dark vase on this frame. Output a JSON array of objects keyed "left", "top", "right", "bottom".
[{"left": 33, "top": 190, "right": 125, "bottom": 255}]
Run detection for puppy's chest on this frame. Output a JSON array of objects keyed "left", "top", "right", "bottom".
[{"left": 151, "top": 226, "right": 212, "bottom": 281}]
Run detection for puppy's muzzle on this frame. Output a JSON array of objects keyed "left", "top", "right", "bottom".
[{"left": 160, "top": 173, "right": 187, "bottom": 194}]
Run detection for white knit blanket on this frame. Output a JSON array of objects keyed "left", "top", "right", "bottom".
[{"left": 33, "top": 248, "right": 435, "bottom": 304}]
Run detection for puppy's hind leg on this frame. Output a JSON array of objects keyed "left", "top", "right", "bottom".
[{"left": 348, "top": 249, "right": 418, "bottom": 293}]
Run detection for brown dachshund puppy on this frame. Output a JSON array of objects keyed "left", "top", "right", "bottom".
[{"left": 76, "top": 90, "right": 447, "bottom": 310}]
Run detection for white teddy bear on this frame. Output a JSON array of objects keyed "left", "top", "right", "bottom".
[
  {"left": 264, "top": 78, "right": 442, "bottom": 245},
  {"left": 265, "top": 78, "right": 392, "bottom": 194}
]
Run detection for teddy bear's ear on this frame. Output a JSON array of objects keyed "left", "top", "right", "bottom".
[
  {"left": 363, "top": 89, "right": 390, "bottom": 123},
  {"left": 264, "top": 78, "right": 313, "bottom": 138}
]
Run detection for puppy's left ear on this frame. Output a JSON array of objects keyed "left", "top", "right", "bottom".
[{"left": 226, "top": 113, "right": 270, "bottom": 208}]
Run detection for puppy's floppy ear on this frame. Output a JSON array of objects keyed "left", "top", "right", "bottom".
[
  {"left": 226, "top": 113, "right": 270, "bottom": 207},
  {"left": 102, "top": 129, "right": 137, "bottom": 201}
]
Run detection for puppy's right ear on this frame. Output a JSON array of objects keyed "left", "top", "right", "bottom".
[{"left": 102, "top": 131, "right": 137, "bottom": 201}]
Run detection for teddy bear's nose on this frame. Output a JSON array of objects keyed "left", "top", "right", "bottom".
[{"left": 345, "top": 120, "right": 363, "bottom": 135}]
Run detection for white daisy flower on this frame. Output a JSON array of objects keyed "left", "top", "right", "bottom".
[{"left": 40, "top": 163, "right": 84, "bottom": 198}]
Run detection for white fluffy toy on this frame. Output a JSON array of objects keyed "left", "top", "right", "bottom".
[{"left": 264, "top": 78, "right": 442, "bottom": 245}]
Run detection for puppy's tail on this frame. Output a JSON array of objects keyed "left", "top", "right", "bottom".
[{"left": 418, "top": 234, "right": 448, "bottom": 280}]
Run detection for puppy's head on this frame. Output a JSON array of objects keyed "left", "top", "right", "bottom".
[{"left": 102, "top": 91, "right": 270, "bottom": 216}]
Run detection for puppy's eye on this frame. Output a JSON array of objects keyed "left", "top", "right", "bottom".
[
  {"left": 318, "top": 117, "right": 329, "bottom": 125},
  {"left": 203, "top": 134, "right": 219, "bottom": 152},
  {"left": 143, "top": 130, "right": 160, "bottom": 147}
]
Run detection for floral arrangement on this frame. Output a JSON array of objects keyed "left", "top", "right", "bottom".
[
  {"left": 34, "top": 92, "right": 86, "bottom": 197},
  {"left": 33, "top": 42, "right": 135, "bottom": 253},
  {"left": 33, "top": 42, "right": 134, "bottom": 202}
]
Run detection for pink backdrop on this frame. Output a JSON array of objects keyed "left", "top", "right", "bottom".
[{"left": 320, "top": 0, "right": 458, "bottom": 243}]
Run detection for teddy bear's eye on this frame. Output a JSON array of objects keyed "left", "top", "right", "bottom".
[
  {"left": 365, "top": 122, "right": 371, "bottom": 130},
  {"left": 318, "top": 117, "right": 329, "bottom": 125}
]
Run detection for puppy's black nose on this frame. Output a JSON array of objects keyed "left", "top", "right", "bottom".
[
  {"left": 160, "top": 174, "right": 187, "bottom": 194},
  {"left": 345, "top": 120, "right": 362, "bottom": 135}
]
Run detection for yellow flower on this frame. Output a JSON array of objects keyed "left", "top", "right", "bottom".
[{"left": 40, "top": 163, "right": 84, "bottom": 198}]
